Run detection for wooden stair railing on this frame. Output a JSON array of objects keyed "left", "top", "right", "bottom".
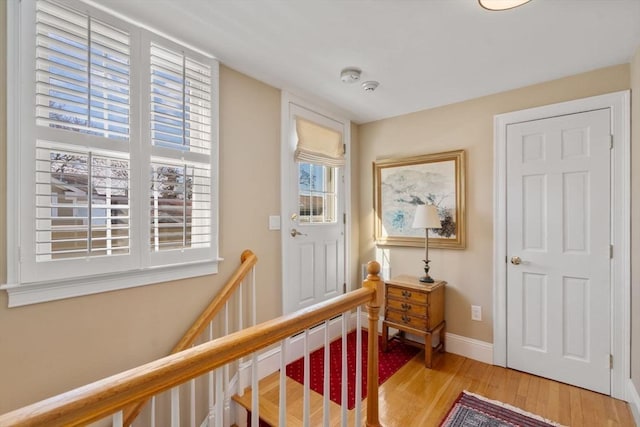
[
  {"left": 0, "top": 261, "right": 384, "bottom": 427},
  {"left": 122, "top": 249, "right": 258, "bottom": 426}
]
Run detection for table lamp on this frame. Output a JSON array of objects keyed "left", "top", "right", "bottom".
[{"left": 412, "top": 204, "right": 441, "bottom": 283}]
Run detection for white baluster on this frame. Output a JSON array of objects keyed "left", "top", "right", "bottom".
[
  {"left": 171, "top": 387, "right": 180, "bottom": 427},
  {"left": 251, "top": 265, "right": 259, "bottom": 427},
  {"left": 303, "top": 328, "right": 310, "bottom": 427},
  {"left": 322, "top": 319, "right": 330, "bottom": 427},
  {"left": 341, "top": 312, "right": 348, "bottom": 427},
  {"left": 251, "top": 265, "right": 257, "bottom": 327},
  {"left": 224, "top": 301, "right": 231, "bottom": 426},
  {"left": 151, "top": 395, "right": 156, "bottom": 427},
  {"left": 209, "top": 321, "right": 215, "bottom": 418},
  {"left": 251, "top": 351, "right": 259, "bottom": 427},
  {"left": 216, "top": 367, "right": 223, "bottom": 427},
  {"left": 112, "top": 410, "right": 123, "bottom": 427},
  {"left": 279, "top": 339, "right": 287, "bottom": 427},
  {"left": 237, "top": 279, "right": 244, "bottom": 397},
  {"left": 354, "top": 306, "right": 362, "bottom": 427},
  {"left": 190, "top": 378, "right": 196, "bottom": 427}
]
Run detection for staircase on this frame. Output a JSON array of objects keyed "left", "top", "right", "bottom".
[{"left": 0, "top": 252, "right": 384, "bottom": 427}]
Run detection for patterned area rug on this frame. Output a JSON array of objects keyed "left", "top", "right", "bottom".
[
  {"left": 440, "top": 391, "right": 565, "bottom": 427},
  {"left": 285, "top": 329, "right": 419, "bottom": 409}
]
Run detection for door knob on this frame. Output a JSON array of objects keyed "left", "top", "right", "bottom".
[
  {"left": 510, "top": 256, "right": 522, "bottom": 265},
  {"left": 290, "top": 228, "right": 307, "bottom": 237}
]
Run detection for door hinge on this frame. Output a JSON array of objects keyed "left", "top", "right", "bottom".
[
  {"left": 343, "top": 283, "right": 347, "bottom": 293},
  {"left": 343, "top": 143, "right": 346, "bottom": 154},
  {"left": 343, "top": 213, "right": 346, "bottom": 224},
  {"left": 609, "top": 134, "right": 614, "bottom": 149},
  {"left": 609, "top": 354, "right": 613, "bottom": 369},
  {"left": 610, "top": 245, "right": 614, "bottom": 259}
]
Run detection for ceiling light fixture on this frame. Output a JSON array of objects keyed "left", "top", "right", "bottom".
[
  {"left": 340, "top": 67, "right": 361, "bottom": 83},
  {"left": 478, "top": 0, "right": 531, "bottom": 11},
  {"left": 362, "top": 81, "right": 379, "bottom": 92}
]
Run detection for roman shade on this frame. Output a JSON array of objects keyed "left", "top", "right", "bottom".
[{"left": 294, "top": 117, "right": 344, "bottom": 167}]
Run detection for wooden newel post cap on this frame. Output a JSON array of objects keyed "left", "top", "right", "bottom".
[
  {"left": 241, "top": 249, "right": 255, "bottom": 263},
  {"left": 366, "top": 261, "right": 381, "bottom": 280},
  {"left": 365, "top": 261, "right": 383, "bottom": 308}
]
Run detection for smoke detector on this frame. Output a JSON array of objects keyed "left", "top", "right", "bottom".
[
  {"left": 361, "top": 81, "right": 379, "bottom": 92},
  {"left": 340, "top": 68, "right": 361, "bottom": 83}
]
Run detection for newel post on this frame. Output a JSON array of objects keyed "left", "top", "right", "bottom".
[{"left": 363, "top": 260, "right": 383, "bottom": 427}]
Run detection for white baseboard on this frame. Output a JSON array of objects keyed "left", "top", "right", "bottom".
[
  {"left": 363, "top": 309, "right": 494, "bottom": 364},
  {"left": 444, "top": 332, "right": 493, "bottom": 364},
  {"left": 627, "top": 379, "right": 640, "bottom": 426}
]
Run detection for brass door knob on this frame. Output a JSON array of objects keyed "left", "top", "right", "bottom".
[{"left": 510, "top": 256, "right": 522, "bottom": 265}]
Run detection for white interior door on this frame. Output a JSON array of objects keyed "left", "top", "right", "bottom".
[
  {"left": 281, "top": 99, "right": 347, "bottom": 315},
  {"left": 506, "top": 109, "right": 611, "bottom": 394}
]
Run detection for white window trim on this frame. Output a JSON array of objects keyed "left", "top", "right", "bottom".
[{"left": 3, "top": 0, "right": 221, "bottom": 307}]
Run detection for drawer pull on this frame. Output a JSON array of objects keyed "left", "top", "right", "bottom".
[
  {"left": 401, "top": 303, "right": 412, "bottom": 311},
  {"left": 401, "top": 315, "right": 411, "bottom": 323},
  {"left": 401, "top": 290, "right": 412, "bottom": 298}
]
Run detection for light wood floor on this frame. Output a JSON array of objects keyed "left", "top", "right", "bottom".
[{"left": 234, "top": 351, "right": 635, "bottom": 426}]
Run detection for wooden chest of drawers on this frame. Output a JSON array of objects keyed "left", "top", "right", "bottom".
[{"left": 382, "top": 275, "right": 446, "bottom": 368}]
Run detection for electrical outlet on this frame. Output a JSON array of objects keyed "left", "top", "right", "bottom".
[{"left": 471, "top": 305, "right": 482, "bottom": 321}]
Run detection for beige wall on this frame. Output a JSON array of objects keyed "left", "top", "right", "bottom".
[
  {"left": 358, "top": 64, "right": 630, "bottom": 343},
  {"left": 349, "top": 123, "right": 361, "bottom": 289},
  {"left": 0, "top": 0, "right": 284, "bottom": 408},
  {"left": 631, "top": 46, "right": 640, "bottom": 392}
]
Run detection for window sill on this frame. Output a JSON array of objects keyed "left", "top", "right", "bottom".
[{"left": 1, "top": 259, "right": 222, "bottom": 307}]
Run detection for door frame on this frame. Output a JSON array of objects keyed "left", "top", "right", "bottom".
[
  {"left": 492, "top": 91, "right": 630, "bottom": 400},
  {"left": 280, "top": 91, "right": 352, "bottom": 314}
]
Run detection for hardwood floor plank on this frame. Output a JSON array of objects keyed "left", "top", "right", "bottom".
[{"left": 233, "top": 351, "right": 635, "bottom": 426}]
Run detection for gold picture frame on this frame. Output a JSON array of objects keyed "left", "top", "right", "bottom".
[{"left": 374, "top": 150, "right": 466, "bottom": 249}]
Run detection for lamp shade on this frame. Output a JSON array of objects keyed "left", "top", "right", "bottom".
[{"left": 412, "top": 204, "right": 441, "bottom": 229}]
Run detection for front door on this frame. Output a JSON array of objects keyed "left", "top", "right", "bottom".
[
  {"left": 282, "top": 99, "right": 347, "bottom": 315},
  {"left": 506, "top": 108, "right": 611, "bottom": 394}
]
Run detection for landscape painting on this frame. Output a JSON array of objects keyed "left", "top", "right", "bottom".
[{"left": 374, "top": 150, "right": 466, "bottom": 249}]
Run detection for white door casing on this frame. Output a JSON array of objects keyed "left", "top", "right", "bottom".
[
  {"left": 506, "top": 109, "right": 611, "bottom": 394},
  {"left": 493, "top": 91, "right": 631, "bottom": 400},
  {"left": 281, "top": 94, "right": 350, "bottom": 315}
]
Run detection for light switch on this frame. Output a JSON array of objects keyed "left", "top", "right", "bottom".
[{"left": 269, "top": 215, "right": 281, "bottom": 230}]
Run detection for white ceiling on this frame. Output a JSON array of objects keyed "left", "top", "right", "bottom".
[{"left": 95, "top": 0, "right": 640, "bottom": 124}]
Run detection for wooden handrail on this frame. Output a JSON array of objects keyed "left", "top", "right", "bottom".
[
  {"left": 123, "top": 249, "right": 258, "bottom": 425},
  {"left": 172, "top": 249, "right": 258, "bottom": 352},
  {"left": 0, "top": 261, "right": 382, "bottom": 427}
]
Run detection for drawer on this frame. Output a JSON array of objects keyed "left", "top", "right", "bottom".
[
  {"left": 386, "top": 298, "right": 427, "bottom": 317},
  {"left": 386, "top": 309, "right": 428, "bottom": 330},
  {"left": 387, "top": 286, "right": 428, "bottom": 304}
]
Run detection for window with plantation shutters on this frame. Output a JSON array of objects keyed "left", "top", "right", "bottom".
[
  {"left": 34, "top": 0, "right": 132, "bottom": 264},
  {"left": 6, "top": 0, "right": 219, "bottom": 306},
  {"left": 149, "top": 44, "right": 213, "bottom": 254}
]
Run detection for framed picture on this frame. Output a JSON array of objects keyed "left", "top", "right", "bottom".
[{"left": 374, "top": 150, "right": 466, "bottom": 249}]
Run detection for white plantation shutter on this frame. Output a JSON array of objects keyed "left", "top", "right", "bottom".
[
  {"left": 148, "top": 42, "right": 214, "bottom": 255},
  {"left": 35, "top": 144, "right": 130, "bottom": 261},
  {"left": 150, "top": 44, "right": 212, "bottom": 154},
  {"left": 36, "top": 0, "right": 130, "bottom": 139},
  {"left": 150, "top": 161, "right": 211, "bottom": 251}
]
